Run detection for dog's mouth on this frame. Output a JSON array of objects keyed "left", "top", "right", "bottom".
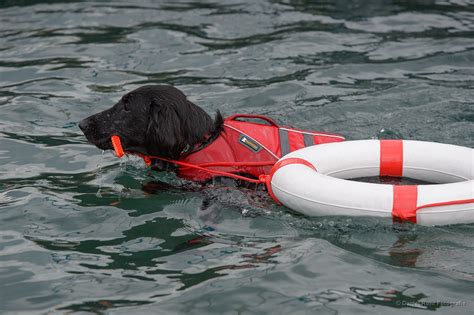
[
  {"left": 87, "top": 137, "right": 114, "bottom": 151},
  {"left": 80, "top": 127, "right": 114, "bottom": 151},
  {"left": 109, "top": 135, "right": 153, "bottom": 167},
  {"left": 87, "top": 134, "right": 147, "bottom": 159},
  {"left": 109, "top": 135, "right": 143, "bottom": 157}
]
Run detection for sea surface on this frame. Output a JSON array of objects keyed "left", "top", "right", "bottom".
[{"left": 1, "top": 0, "right": 474, "bottom": 314}]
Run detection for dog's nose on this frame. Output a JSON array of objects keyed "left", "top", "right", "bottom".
[{"left": 78, "top": 118, "right": 89, "bottom": 132}]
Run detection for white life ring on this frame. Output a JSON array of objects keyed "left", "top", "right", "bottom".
[{"left": 267, "top": 140, "right": 473, "bottom": 226}]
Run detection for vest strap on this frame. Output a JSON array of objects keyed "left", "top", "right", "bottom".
[
  {"left": 279, "top": 128, "right": 290, "bottom": 156},
  {"left": 304, "top": 133, "right": 314, "bottom": 147}
]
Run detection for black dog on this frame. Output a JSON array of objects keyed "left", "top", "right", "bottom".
[
  {"left": 79, "top": 85, "right": 267, "bottom": 218},
  {"left": 79, "top": 85, "right": 223, "bottom": 162}
]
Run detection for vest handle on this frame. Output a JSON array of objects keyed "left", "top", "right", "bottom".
[{"left": 226, "top": 114, "right": 279, "bottom": 127}]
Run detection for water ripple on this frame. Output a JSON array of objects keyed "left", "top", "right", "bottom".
[{"left": 1, "top": 0, "right": 474, "bottom": 314}]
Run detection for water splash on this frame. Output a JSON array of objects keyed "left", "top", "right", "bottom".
[{"left": 95, "top": 150, "right": 106, "bottom": 198}]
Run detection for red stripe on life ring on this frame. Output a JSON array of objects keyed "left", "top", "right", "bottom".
[
  {"left": 265, "top": 158, "right": 317, "bottom": 205},
  {"left": 392, "top": 185, "right": 418, "bottom": 223},
  {"left": 380, "top": 140, "right": 403, "bottom": 177}
]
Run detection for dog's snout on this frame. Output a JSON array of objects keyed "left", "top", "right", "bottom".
[{"left": 78, "top": 118, "right": 90, "bottom": 132}]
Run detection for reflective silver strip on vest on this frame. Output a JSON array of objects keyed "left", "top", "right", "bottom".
[
  {"left": 304, "top": 133, "right": 314, "bottom": 147},
  {"left": 279, "top": 128, "right": 290, "bottom": 156}
]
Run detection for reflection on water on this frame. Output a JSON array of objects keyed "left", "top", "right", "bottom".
[{"left": 1, "top": 0, "right": 474, "bottom": 313}]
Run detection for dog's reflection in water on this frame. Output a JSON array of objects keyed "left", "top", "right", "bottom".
[{"left": 142, "top": 176, "right": 269, "bottom": 224}]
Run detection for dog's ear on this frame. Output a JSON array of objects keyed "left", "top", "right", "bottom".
[
  {"left": 145, "top": 103, "right": 184, "bottom": 158},
  {"left": 144, "top": 88, "right": 223, "bottom": 159}
]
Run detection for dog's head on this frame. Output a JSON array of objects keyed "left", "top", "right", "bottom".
[{"left": 79, "top": 85, "right": 223, "bottom": 159}]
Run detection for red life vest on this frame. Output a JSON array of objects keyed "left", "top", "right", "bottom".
[{"left": 178, "top": 114, "right": 345, "bottom": 181}]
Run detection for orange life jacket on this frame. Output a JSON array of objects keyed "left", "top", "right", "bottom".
[{"left": 178, "top": 114, "right": 345, "bottom": 181}]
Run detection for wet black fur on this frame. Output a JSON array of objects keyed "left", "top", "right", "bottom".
[
  {"left": 79, "top": 85, "right": 270, "bottom": 215},
  {"left": 79, "top": 85, "right": 223, "bottom": 160}
]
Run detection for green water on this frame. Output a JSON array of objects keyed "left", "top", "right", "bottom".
[{"left": 1, "top": 0, "right": 473, "bottom": 314}]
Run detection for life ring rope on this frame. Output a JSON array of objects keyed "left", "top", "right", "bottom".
[
  {"left": 325, "top": 166, "right": 469, "bottom": 180},
  {"left": 113, "top": 134, "right": 473, "bottom": 226},
  {"left": 416, "top": 199, "right": 474, "bottom": 212}
]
